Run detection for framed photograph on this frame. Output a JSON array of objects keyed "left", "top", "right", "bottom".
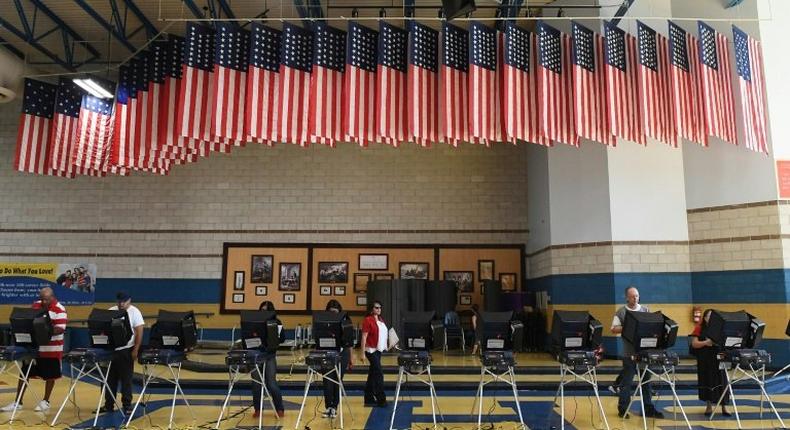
[
  {"left": 460, "top": 295, "right": 472, "bottom": 305},
  {"left": 359, "top": 254, "right": 388, "bottom": 270},
  {"left": 255, "top": 286, "right": 268, "bottom": 296},
  {"left": 374, "top": 273, "right": 394, "bottom": 281},
  {"left": 283, "top": 293, "right": 296, "bottom": 304},
  {"left": 399, "top": 262, "right": 429, "bottom": 280},
  {"left": 318, "top": 261, "right": 349, "bottom": 283},
  {"left": 334, "top": 285, "right": 346, "bottom": 296},
  {"left": 478, "top": 260, "right": 495, "bottom": 281},
  {"left": 356, "top": 295, "right": 368, "bottom": 306},
  {"left": 234, "top": 271, "right": 245, "bottom": 290},
  {"left": 354, "top": 273, "right": 371, "bottom": 293},
  {"left": 232, "top": 293, "right": 244, "bottom": 303},
  {"left": 500, "top": 273, "right": 518, "bottom": 292},
  {"left": 319, "top": 285, "right": 332, "bottom": 296},
  {"left": 279, "top": 263, "right": 301, "bottom": 291},
  {"left": 250, "top": 255, "right": 273, "bottom": 283},
  {"left": 444, "top": 271, "right": 474, "bottom": 293}
]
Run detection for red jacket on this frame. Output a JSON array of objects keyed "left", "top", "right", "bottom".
[{"left": 361, "top": 315, "right": 385, "bottom": 349}]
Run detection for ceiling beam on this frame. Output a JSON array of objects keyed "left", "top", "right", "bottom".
[
  {"left": 0, "top": 35, "right": 25, "bottom": 59},
  {"left": 72, "top": 0, "right": 137, "bottom": 52},
  {"left": 215, "top": 0, "right": 236, "bottom": 19},
  {"left": 0, "top": 15, "right": 76, "bottom": 70},
  {"left": 182, "top": 0, "right": 205, "bottom": 18},
  {"left": 611, "top": 0, "right": 636, "bottom": 27},
  {"left": 121, "top": 0, "right": 158, "bottom": 38},
  {"left": 27, "top": 0, "right": 100, "bottom": 58}
]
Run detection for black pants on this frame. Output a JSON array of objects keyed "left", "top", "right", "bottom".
[
  {"left": 323, "top": 348, "right": 350, "bottom": 409},
  {"left": 364, "top": 351, "right": 385, "bottom": 403},
  {"left": 105, "top": 348, "right": 133, "bottom": 410},
  {"left": 251, "top": 354, "right": 284, "bottom": 412}
]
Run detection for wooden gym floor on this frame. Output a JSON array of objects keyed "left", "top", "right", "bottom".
[{"left": 1, "top": 350, "right": 788, "bottom": 429}]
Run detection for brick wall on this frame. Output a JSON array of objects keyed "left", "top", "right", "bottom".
[{"left": 0, "top": 101, "right": 530, "bottom": 278}]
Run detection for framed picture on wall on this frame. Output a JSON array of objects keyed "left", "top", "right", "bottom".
[
  {"left": 356, "top": 295, "right": 368, "bottom": 306},
  {"left": 318, "top": 262, "right": 349, "bottom": 283},
  {"left": 359, "top": 254, "right": 388, "bottom": 270},
  {"left": 232, "top": 293, "right": 244, "bottom": 303},
  {"left": 250, "top": 255, "right": 273, "bottom": 283},
  {"left": 459, "top": 295, "right": 472, "bottom": 305},
  {"left": 279, "top": 263, "right": 301, "bottom": 291},
  {"left": 444, "top": 271, "right": 474, "bottom": 293},
  {"left": 374, "top": 273, "right": 394, "bottom": 281},
  {"left": 255, "top": 286, "right": 268, "bottom": 296},
  {"left": 334, "top": 285, "right": 346, "bottom": 296},
  {"left": 478, "top": 260, "right": 495, "bottom": 281},
  {"left": 399, "top": 262, "right": 429, "bottom": 280},
  {"left": 500, "top": 273, "right": 517, "bottom": 292},
  {"left": 234, "top": 271, "right": 245, "bottom": 290},
  {"left": 354, "top": 273, "right": 371, "bottom": 293},
  {"left": 283, "top": 293, "right": 296, "bottom": 304},
  {"left": 319, "top": 285, "right": 332, "bottom": 296}
]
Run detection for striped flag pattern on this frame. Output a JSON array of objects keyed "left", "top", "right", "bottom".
[
  {"left": 279, "top": 23, "right": 313, "bottom": 146},
  {"left": 212, "top": 22, "right": 250, "bottom": 144},
  {"left": 245, "top": 23, "right": 281, "bottom": 145},
  {"left": 733, "top": 26, "right": 768, "bottom": 154},
  {"left": 376, "top": 22, "right": 408, "bottom": 146},
  {"left": 309, "top": 22, "right": 346, "bottom": 146},
  {"left": 698, "top": 21, "right": 737, "bottom": 144},
  {"left": 440, "top": 22, "right": 469, "bottom": 147},
  {"left": 15, "top": 79, "right": 57, "bottom": 176},
  {"left": 469, "top": 21, "right": 499, "bottom": 145},
  {"left": 408, "top": 21, "right": 441, "bottom": 146},
  {"left": 571, "top": 21, "right": 615, "bottom": 146},
  {"left": 49, "top": 79, "right": 83, "bottom": 177},
  {"left": 72, "top": 93, "right": 115, "bottom": 172},
  {"left": 637, "top": 21, "right": 676, "bottom": 146},
  {"left": 604, "top": 21, "right": 646, "bottom": 145},
  {"left": 161, "top": 35, "right": 205, "bottom": 163},
  {"left": 536, "top": 21, "right": 578, "bottom": 146},
  {"left": 502, "top": 22, "right": 547, "bottom": 146},
  {"left": 668, "top": 21, "right": 706, "bottom": 145},
  {"left": 343, "top": 22, "right": 378, "bottom": 146}
]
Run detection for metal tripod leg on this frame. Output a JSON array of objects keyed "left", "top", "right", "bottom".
[
  {"left": 559, "top": 365, "right": 566, "bottom": 430},
  {"left": 590, "top": 367, "right": 610, "bottom": 430},
  {"left": 712, "top": 365, "right": 741, "bottom": 428},
  {"left": 507, "top": 366, "right": 525, "bottom": 429},
  {"left": 52, "top": 362, "right": 88, "bottom": 426},
  {"left": 294, "top": 368, "right": 315, "bottom": 430},
  {"left": 389, "top": 366, "right": 405, "bottom": 430},
  {"left": 127, "top": 364, "right": 157, "bottom": 427},
  {"left": 9, "top": 360, "right": 34, "bottom": 424},
  {"left": 215, "top": 365, "right": 243, "bottom": 428},
  {"left": 476, "top": 365, "right": 486, "bottom": 430},
  {"left": 427, "top": 365, "right": 443, "bottom": 423}
]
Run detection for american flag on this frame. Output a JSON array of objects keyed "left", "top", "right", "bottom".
[
  {"left": 668, "top": 21, "right": 705, "bottom": 145},
  {"left": 145, "top": 41, "right": 172, "bottom": 172},
  {"left": 376, "top": 21, "right": 408, "bottom": 146},
  {"left": 604, "top": 21, "right": 645, "bottom": 145},
  {"left": 637, "top": 21, "right": 676, "bottom": 146},
  {"left": 344, "top": 21, "right": 378, "bottom": 146},
  {"left": 733, "top": 26, "right": 768, "bottom": 154},
  {"left": 469, "top": 21, "right": 500, "bottom": 145},
  {"left": 309, "top": 22, "right": 346, "bottom": 146},
  {"left": 536, "top": 21, "right": 578, "bottom": 146},
  {"left": 133, "top": 52, "right": 166, "bottom": 172},
  {"left": 571, "top": 21, "right": 615, "bottom": 146},
  {"left": 246, "top": 23, "right": 281, "bottom": 145},
  {"left": 698, "top": 21, "right": 737, "bottom": 144},
  {"left": 408, "top": 21, "right": 441, "bottom": 146},
  {"left": 15, "top": 79, "right": 57, "bottom": 176},
  {"left": 440, "top": 22, "right": 469, "bottom": 147},
  {"left": 72, "top": 93, "right": 115, "bottom": 172},
  {"left": 279, "top": 22, "right": 313, "bottom": 146},
  {"left": 178, "top": 22, "right": 231, "bottom": 153},
  {"left": 502, "top": 22, "right": 546, "bottom": 146},
  {"left": 49, "top": 79, "right": 82, "bottom": 177},
  {"left": 212, "top": 22, "right": 250, "bottom": 144},
  {"left": 161, "top": 35, "right": 205, "bottom": 163},
  {"left": 110, "top": 64, "right": 134, "bottom": 170}
]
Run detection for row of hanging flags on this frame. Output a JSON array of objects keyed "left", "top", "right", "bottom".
[{"left": 14, "top": 19, "right": 768, "bottom": 178}]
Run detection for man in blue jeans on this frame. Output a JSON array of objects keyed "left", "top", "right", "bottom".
[{"left": 611, "top": 286, "right": 664, "bottom": 419}]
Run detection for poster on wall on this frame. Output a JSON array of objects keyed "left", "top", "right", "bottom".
[{"left": 0, "top": 262, "right": 97, "bottom": 305}]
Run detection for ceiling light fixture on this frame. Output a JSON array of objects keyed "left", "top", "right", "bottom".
[{"left": 72, "top": 77, "right": 114, "bottom": 99}]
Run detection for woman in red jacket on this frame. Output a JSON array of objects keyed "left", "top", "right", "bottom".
[{"left": 360, "top": 300, "right": 388, "bottom": 407}]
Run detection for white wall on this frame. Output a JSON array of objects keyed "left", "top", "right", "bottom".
[
  {"left": 758, "top": 0, "right": 790, "bottom": 161},
  {"left": 527, "top": 145, "right": 552, "bottom": 252}
]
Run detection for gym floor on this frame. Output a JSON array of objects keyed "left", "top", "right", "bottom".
[{"left": 1, "top": 350, "right": 788, "bottom": 429}]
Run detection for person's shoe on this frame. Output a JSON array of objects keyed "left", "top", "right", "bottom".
[
  {"left": 33, "top": 400, "right": 50, "bottom": 412},
  {"left": 122, "top": 406, "right": 133, "bottom": 415},
  {"left": 0, "top": 401, "right": 21, "bottom": 412},
  {"left": 276, "top": 410, "right": 285, "bottom": 418},
  {"left": 364, "top": 396, "right": 378, "bottom": 407},
  {"left": 252, "top": 410, "right": 260, "bottom": 419},
  {"left": 322, "top": 407, "right": 337, "bottom": 418},
  {"left": 645, "top": 409, "right": 664, "bottom": 419},
  {"left": 617, "top": 408, "right": 629, "bottom": 419},
  {"left": 97, "top": 405, "right": 115, "bottom": 414},
  {"left": 376, "top": 399, "right": 388, "bottom": 408},
  {"left": 721, "top": 408, "right": 732, "bottom": 417},
  {"left": 608, "top": 385, "right": 620, "bottom": 395}
]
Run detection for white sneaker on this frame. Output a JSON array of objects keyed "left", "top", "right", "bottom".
[
  {"left": 0, "top": 401, "right": 22, "bottom": 412},
  {"left": 34, "top": 400, "right": 50, "bottom": 412}
]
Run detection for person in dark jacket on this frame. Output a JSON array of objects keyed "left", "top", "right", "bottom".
[
  {"left": 690, "top": 309, "right": 730, "bottom": 416},
  {"left": 252, "top": 301, "right": 284, "bottom": 418},
  {"left": 321, "top": 300, "right": 352, "bottom": 418}
]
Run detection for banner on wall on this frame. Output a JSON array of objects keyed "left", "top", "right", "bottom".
[{"left": 0, "top": 263, "right": 97, "bottom": 305}]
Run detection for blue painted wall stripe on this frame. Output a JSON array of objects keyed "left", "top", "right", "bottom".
[{"left": 95, "top": 278, "right": 220, "bottom": 303}]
